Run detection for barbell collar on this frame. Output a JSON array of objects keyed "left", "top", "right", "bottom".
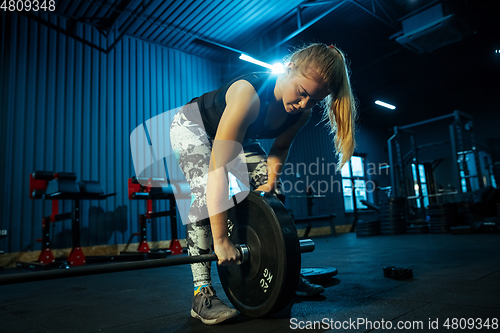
[{"left": 299, "top": 239, "right": 315, "bottom": 253}]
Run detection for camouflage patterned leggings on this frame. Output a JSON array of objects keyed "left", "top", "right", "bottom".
[{"left": 170, "top": 109, "right": 282, "bottom": 287}]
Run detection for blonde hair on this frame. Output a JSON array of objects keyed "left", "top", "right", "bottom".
[{"left": 288, "top": 43, "right": 357, "bottom": 169}]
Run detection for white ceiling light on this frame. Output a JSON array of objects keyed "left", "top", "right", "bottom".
[
  {"left": 375, "top": 100, "right": 396, "bottom": 110},
  {"left": 239, "top": 54, "right": 284, "bottom": 73}
]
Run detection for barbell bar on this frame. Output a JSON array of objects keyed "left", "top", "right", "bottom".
[{"left": 0, "top": 239, "right": 314, "bottom": 286}]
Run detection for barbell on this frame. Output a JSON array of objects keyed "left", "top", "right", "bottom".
[{"left": 0, "top": 191, "right": 314, "bottom": 317}]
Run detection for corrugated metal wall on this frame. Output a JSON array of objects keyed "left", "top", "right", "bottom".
[{"left": 0, "top": 12, "right": 222, "bottom": 253}]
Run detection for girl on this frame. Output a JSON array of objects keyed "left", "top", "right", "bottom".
[{"left": 170, "top": 43, "right": 357, "bottom": 325}]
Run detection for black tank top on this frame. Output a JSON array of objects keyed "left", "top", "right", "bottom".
[{"left": 187, "top": 72, "right": 302, "bottom": 139}]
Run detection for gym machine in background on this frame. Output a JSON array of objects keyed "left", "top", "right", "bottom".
[
  {"left": 383, "top": 110, "right": 499, "bottom": 233},
  {"left": 388, "top": 110, "right": 495, "bottom": 202},
  {"left": 125, "top": 177, "right": 191, "bottom": 256},
  {"left": 21, "top": 173, "right": 191, "bottom": 270},
  {"left": 22, "top": 171, "right": 116, "bottom": 269}
]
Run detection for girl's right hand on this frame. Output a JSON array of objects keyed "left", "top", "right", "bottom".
[
  {"left": 213, "top": 238, "right": 240, "bottom": 266},
  {"left": 255, "top": 183, "right": 274, "bottom": 193}
]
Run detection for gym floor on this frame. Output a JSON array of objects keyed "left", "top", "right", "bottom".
[{"left": 1, "top": 232, "right": 499, "bottom": 333}]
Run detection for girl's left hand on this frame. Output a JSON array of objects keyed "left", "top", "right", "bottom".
[{"left": 255, "top": 183, "right": 274, "bottom": 193}]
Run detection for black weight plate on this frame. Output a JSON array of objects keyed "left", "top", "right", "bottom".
[
  {"left": 380, "top": 217, "right": 406, "bottom": 222},
  {"left": 429, "top": 223, "right": 452, "bottom": 228},
  {"left": 380, "top": 221, "right": 406, "bottom": 229},
  {"left": 429, "top": 221, "right": 452, "bottom": 227},
  {"left": 357, "top": 232, "right": 381, "bottom": 237},
  {"left": 380, "top": 230, "right": 406, "bottom": 235},
  {"left": 406, "top": 225, "right": 429, "bottom": 234},
  {"left": 429, "top": 223, "right": 451, "bottom": 227},
  {"left": 450, "top": 225, "right": 472, "bottom": 233},
  {"left": 380, "top": 225, "right": 405, "bottom": 231},
  {"left": 407, "top": 219, "right": 429, "bottom": 225},
  {"left": 380, "top": 216, "right": 404, "bottom": 220},
  {"left": 218, "top": 191, "right": 300, "bottom": 318},
  {"left": 379, "top": 211, "right": 406, "bottom": 217},
  {"left": 380, "top": 222, "right": 406, "bottom": 229},
  {"left": 301, "top": 267, "right": 338, "bottom": 282},
  {"left": 427, "top": 208, "right": 454, "bottom": 212},
  {"left": 408, "top": 226, "right": 429, "bottom": 230},
  {"left": 408, "top": 223, "right": 429, "bottom": 228},
  {"left": 380, "top": 227, "right": 405, "bottom": 232},
  {"left": 379, "top": 214, "right": 405, "bottom": 219},
  {"left": 429, "top": 230, "right": 450, "bottom": 234},
  {"left": 357, "top": 221, "right": 380, "bottom": 229},
  {"left": 427, "top": 212, "right": 455, "bottom": 218},
  {"left": 407, "top": 225, "right": 429, "bottom": 230},
  {"left": 379, "top": 215, "right": 406, "bottom": 221},
  {"left": 356, "top": 223, "right": 380, "bottom": 228},
  {"left": 380, "top": 219, "right": 406, "bottom": 223},
  {"left": 379, "top": 218, "right": 406, "bottom": 223},
  {"left": 428, "top": 217, "right": 451, "bottom": 222},
  {"left": 450, "top": 226, "right": 472, "bottom": 234},
  {"left": 356, "top": 228, "right": 380, "bottom": 234},
  {"left": 429, "top": 218, "right": 452, "bottom": 223},
  {"left": 429, "top": 223, "right": 451, "bottom": 228},
  {"left": 380, "top": 223, "right": 406, "bottom": 229},
  {"left": 407, "top": 229, "right": 429, "bottom": 235},
  {"left": 379, "top": 210, "right": 406, "bottom": 215},
  {"left": 358, "top": 228, "right": 381, "bottom": 233},
  {"left": 428, "top": 203, "right": 452, "bottom": 209},
  {"left": 357, "top": 221, "right": 380, "bottom": 228},
  {"left": 356, "top": 224, "right": 380, "bottom": 231},
  {"left": 380, "top": 213, "right": 405, "bottom": 218},
  {"left": 357, "top": 222, "right": 380, "bottom": 227},
  {"left": 427, "top": 206, "right": 458, "bottom": 213},
  {"left": 356, "top": 230, "right": 381, "bottom": 237},
  {"left": 429, "top": 227, "right": 451, "bottom": 233},
  {"left": 357, "top": 219, "right": 380, "bottom": 225},
  {"left": 357, "top": 225, "right": 380, "bottom": 231}
]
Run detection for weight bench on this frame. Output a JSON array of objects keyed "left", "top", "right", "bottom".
[
  {"left": 126, "top": 177, "right": 191, "bottom": 256},
  {"left": 293, "top": 214, "right": 337, "bottom": 238},
  {"left": 23, "top": 171, "right": 116, "bottom": 269}
]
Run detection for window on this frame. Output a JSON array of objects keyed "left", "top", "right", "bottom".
[
  {"left": 341, "top": 156, "right": 369, "bottom": 212},
  {"left": 411, "top": 163, "right": 429, "bottom": 208}
]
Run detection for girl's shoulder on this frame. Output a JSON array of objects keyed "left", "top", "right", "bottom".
[{"left": 226, "top": 72, "right": 277, "bottom": 94}]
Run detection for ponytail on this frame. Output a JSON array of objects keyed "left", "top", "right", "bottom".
[{"left": 322, "top": 48, "right": 357, "bottom": 169}]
